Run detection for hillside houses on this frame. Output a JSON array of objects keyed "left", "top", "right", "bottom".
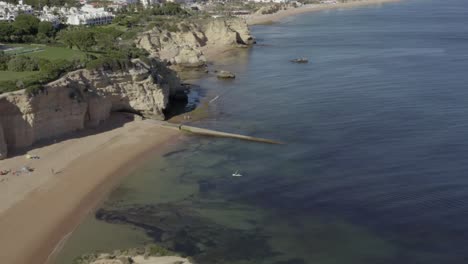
[
  {"left": 0, "top": 0, "right": 33, "bottom": 21},
  {"left": 65, "top": 5, "right": 114, "bottom": 25}
]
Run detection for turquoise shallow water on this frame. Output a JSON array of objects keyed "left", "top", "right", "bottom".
[{"left": 56, "top": 0, "right": 468, "bottom": 263}]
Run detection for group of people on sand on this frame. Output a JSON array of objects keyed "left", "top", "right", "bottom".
[
  {"left": 0, "top": 154, "right": 39, "bottom": 181},
  {"left": 0, "top": 166, "right": 35, "bottom": 182}
]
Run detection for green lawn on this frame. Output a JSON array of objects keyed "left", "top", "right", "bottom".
[
  {"left": 0, "top": 71, "right": 39, "bottom": 82},
  {"left": 0, "top": 44, "right": 85, "bottom": 86},
  {"left": 4, "top": 44, "right": 86, "bottom": 61}
]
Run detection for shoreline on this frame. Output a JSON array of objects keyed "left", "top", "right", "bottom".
[
  {"left": 0, "top": 0, "right": 405, "bottom": 262},
  {"left": 246, "top": 0, "right": 401, "bottom": 25},
  {"left": 0, "top": 114, "right": 182, "bottom": 264}
]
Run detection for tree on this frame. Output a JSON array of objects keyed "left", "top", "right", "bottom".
[
  {"left": 93, "top": 27, "right": 122, "bottom": 52},
  {"left": 77, "top": 31, "right": 97, "bottom": 51},
  {"left": 38, "top": 21, "right": 55, "bottom": 38},
  {"left": 0, "top": 23, "right": 14, "bottom": 42},
  {"left": 58, "top": 29, "right": 96, "bottom": 51},
  {"left": 149, "top": 3, "right": 188, "bottom": 16},
  {"left": 13, "top": 14, "right": 40, "bottom": 36}
]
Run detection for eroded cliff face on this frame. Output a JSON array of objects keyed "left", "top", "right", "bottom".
[
  {"left": 136, "top": 17, "right": 254, "bottom": 68},
  {"left": 0, "top": 123, "right": 6, "bottom": 160},
  {"left": 0, "top": 59, "right": 181, "bottom": 159}
]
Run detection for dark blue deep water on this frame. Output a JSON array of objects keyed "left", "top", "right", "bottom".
[{"left": 57, "top": 0, "right": 468, "bottom": 263}]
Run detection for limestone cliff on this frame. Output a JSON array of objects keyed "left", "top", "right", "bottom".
[
  {"left": 136, "top": 17, "right": 254, "bottom": 68},
  {"left": 0, "top": 59, "right": 182, "bottom": 159},
  {"left": 0, "top": 123, "right": 6, "bottom": 160}
]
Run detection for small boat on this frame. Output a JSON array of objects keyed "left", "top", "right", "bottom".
[
  {"left": 290, "top": 58, "right": 309, "bottom": 63},
  {"left": 232, "top": 171, "right": 242, "bottom": 177}
]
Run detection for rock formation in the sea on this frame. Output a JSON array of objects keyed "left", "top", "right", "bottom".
[
  {"left": 136, "top": 17, "right": 254, "bottom": 68},
  {"left": 255, "top": 4, "right": 283, "bottom": 15},
  {"left": 0, "top": 59, "right": 183, "bottom": 159},
  {"left": 216, "top": 70, "right": 236, "bottom": 79},
  {"left": 74, "top": 245, "right": 192, "bottom": 264}
]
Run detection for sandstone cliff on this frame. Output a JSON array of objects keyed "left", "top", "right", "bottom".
[
  {"left": 136, "top": 17, "right": 254, "bottom": 68},
  {"left": 0, "top": 59, "right": 182, "bottom": 159}
]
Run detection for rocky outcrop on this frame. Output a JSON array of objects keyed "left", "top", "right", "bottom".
[
  {"left": 136, "top": 17, "right": 254, "bottom": 68},
  {"left": 76, "top": 255, "right": 192, "bottom": 264},
  {"left": 255, "top": 4, "right": 282, "bottom": 15},
  {"left": 216, "top": 70, "right": 236, "bottom": 79},
  {"left": 0, "top": 59, "right": 182, "bottom": 159},
  {"left": 203, "top": 18, "right": 253, "bottom": 47},
  {"left": 74, "top": 245, "right": 192, "bottom": 264}
]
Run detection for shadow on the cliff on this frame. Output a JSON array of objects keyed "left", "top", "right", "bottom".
[
  {"left": 165, "top": 83, "right": 204, "bottom": 121},
  {"left": 6, "top": 112, "right": 138, "bottom": 159}
]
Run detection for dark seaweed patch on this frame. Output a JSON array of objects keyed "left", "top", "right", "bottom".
[
  {"left": 95, "top": 203, "right": 277, "bottom": 263},
  {"left": 163, "top": 149, "right": 189, "bottom": 158}
]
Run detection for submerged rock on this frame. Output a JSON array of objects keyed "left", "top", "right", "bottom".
[
  {"left": 216, "top": 70, "right": 236, "bottom": 79},
  {"left": 290, "top": 58, "right": 308, "bottom": 63}
]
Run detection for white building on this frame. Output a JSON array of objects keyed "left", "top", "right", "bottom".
[
  {"left": 0, "top": 8, "right": 16, "bottom": 21},
  {"left": 166, "top": 0, "right": 192, "bottom": 3},
  {"left": 112, "top": 0, "right": 139, "bottom": 5},
  {"left": 0, "top": 0, "right": 34, "bottom": 21},
  {"left": 251, "top": 0, "right": 290, "bottom": 3},
  {"left": 111, "top": 0, "right": 158, "bottom": 8},
  {"left": 65, "top": 5, "right": 114, "bottom": 25},
  {"left": 66, "top": 12, "right": 114, "bottom": 26},
  {"left": 39, "top": 13, "right": 61, "bottom": 27},
  {"left": 320, "top": 0, "right": 337, "bottom": 4},
  {"left": 140, "top": 0, "right": 159, "bottom": 8}
]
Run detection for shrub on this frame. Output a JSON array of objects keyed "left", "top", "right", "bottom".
[
  {"left": 0, "top": 51, "right": 11, "bottom": 71},
  {"left": 0, "top": 80, "right": 18, "bottom": 94},
  {"left": 7, "top": 56, "right": 40, "bottom": 72},
  {"left": 38, "top": 21, "right": 55, "bottom": 38},
  {"left": 86, "top": 56, "right": 130, "bottom": 71},
  {"left": 25, "top": 84, "right": 44, "bottom": 96}
]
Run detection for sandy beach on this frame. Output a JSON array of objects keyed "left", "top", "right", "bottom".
[
  {"left": 246, "top": 0, "right": 401, "bottom": 25},
  {"left": 0, "top": 114, "right": 181, "bottom": 264}
]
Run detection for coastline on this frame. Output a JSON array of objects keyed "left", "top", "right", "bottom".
[
  {"left": 0, "top": 0, "right": 406, "bottom": 262},
  {"left": 0, "top": 114, "right": 181, "bottom": 264},
  {"left": 246, "top": 0, "right": 401, "bottom": 25}
]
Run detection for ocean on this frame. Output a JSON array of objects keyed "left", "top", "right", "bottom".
[{"left": 55, "top": 0, "right": 468, "bottom": 263}]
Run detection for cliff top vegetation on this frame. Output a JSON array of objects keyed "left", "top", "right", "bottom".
[{"left": 0, "top": 2, "right": 190, "bottom": 95}]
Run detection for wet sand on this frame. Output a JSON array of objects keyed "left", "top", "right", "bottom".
[
  {"left": 246, "top": 0, "right": 401, "bottom": 25},
  {"left": 0, "top": 114, "right": 181, "bottom": 264}
]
